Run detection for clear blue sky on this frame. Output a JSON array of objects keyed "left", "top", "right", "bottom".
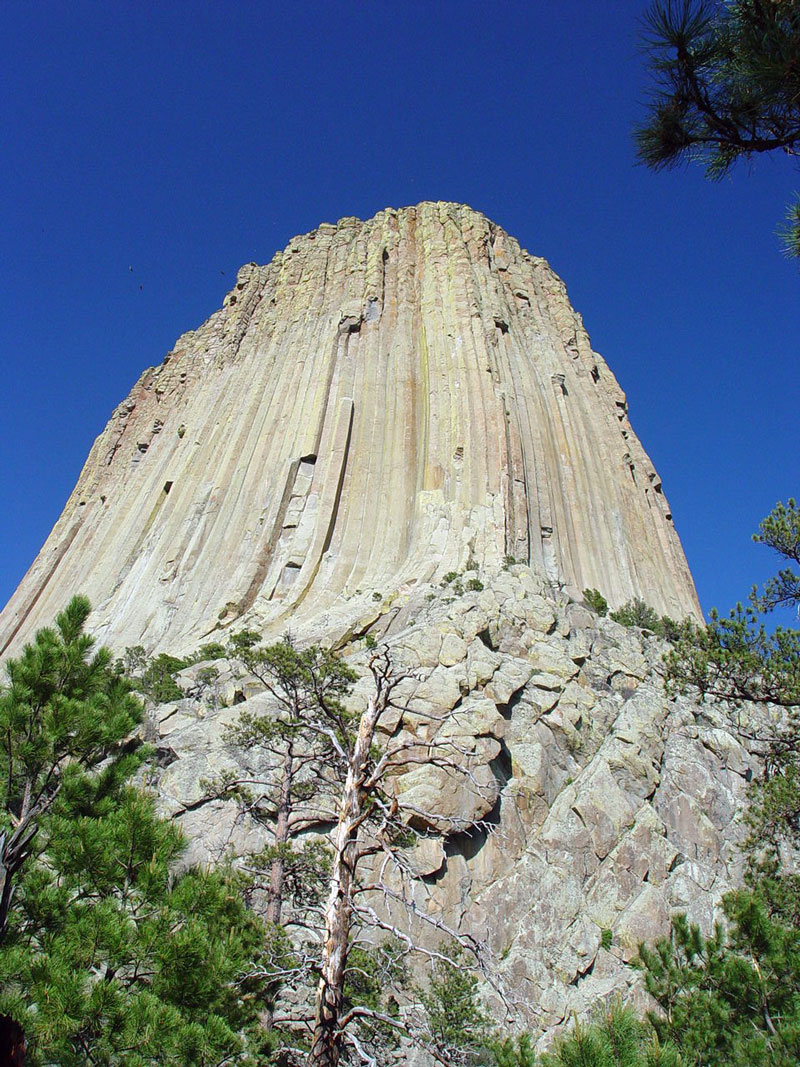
[{"left": 1, "top": 0, "right": 798, "bottom": 622}]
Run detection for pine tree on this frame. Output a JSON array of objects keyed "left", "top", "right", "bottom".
[
  {"left": 664, "top": 499, "right": 800, "bottom": 709},
  {"left": 218, "top": 633, "right": 358, "bottom": 933},
  {"left": 0, "top": 598, "right": 271, "bottom": 1065},
  {"left": 638, "top": 904, "right": 800, "bottom": 1065},
  {"left": 491, "top": 1004, "right": 681, "bottom": 1067},
  {"left": 647, "top": 499, "right": 800, "bottom": 1064},
  {"left": 539, "top": 1004, "right": 681, "bottom": 1067},
  {"left": 415, "top": 945, "right": 494, "bottom": 1065},
  {"left": 635, "top": 1, "right": 800, "bottom": 256}
]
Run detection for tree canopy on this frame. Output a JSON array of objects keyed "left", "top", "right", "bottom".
[
  {"left": 0, "top": 598, "right": 271, "bottom": 1065},
  {"left": 649, "top": 500, "right": 800, "bottom": 1064},
  {"left": 636, "top": 0, "right": 800, "bottom": 255}
]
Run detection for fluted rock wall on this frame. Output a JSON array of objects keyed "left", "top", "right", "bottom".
[{"left": 0, "top": 202, "right": 699, "bottom": 657}]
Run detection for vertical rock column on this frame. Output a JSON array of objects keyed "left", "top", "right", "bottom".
[{"left": 0, "top": 202, "right": 700, "bottom": 657}]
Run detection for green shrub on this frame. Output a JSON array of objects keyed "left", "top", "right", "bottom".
[
  {"left": 227, "top": 629, "right": 261, "bottom": 656},
  {"left": 467, "top": 577, "right": 484, "bottom": 592},
  {"left": 583, "top": 588, "right": 608, "bottom": 616},
  {"left": 492, "top": 1033, "right": 536, "bottom": 1067},
  {"left": 610, "top": 597, "right": 661, "bottom": 631},
  {"left": 537, "top": 1002, "right": 682, "bottom": 1066},
  {"left": 610, "top": 598, "right": 684, "bottom": 641},
  {"left": 192, "top": 641, "right": 227, "bottom": 662},
  {"left": 119, "top": 647, "right": 189, "bottom": 703},
  {"left": 196, "top": 665, "right": 219, "bottom": 686}
]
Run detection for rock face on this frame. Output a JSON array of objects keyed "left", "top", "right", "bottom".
[
  {"left": 1, "top": 203, "right": 750, "bottom": 1043},
  {"left": 0, "top": 202, "right": 699, "bottom": 659},
  {"left": 152, "top": 567, "right": 759, "bottom": 1039}
]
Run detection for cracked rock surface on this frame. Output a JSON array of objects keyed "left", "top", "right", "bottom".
[{"left": 149, "top": 567, "right": 760, "bottom": 1041}]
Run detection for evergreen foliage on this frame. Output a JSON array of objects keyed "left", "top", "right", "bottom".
[
  {"left": 583, "top": 589, "right": 608, "bottom": 617},
  {"left": 0, "top": 598, "right": 270, "bottom": 1065},
  {"left": 649, "top": 499, "right": 800, "bottom": 1064},
  {"left": 416, "top": 946, "right": 494, "bottom": 1065},
  {"left": 664, "top": 499, "right": 800, "bottom": 706},
  {"left": 609, "top": 598, "right": 684, "bottom": 641},
  {"left": 192, "top": 642, "right": 228, "bottom": 663},
  {"left": 217, "top": 634, "right": 501, "bottom": 1065},
  {"left": 0, "top": 597, "right": 143, "bottom": 942},
  {"left": 207, "top": 633, "right": 373, "bottom": 1055},
  {"left": 338, "top": 940, "right": 409, "bottom": 1063},
  {"left": 492, "top": 1005, "right": 681, "bottom": 1067},
  {"left": 211, "top": 633, "right": 359, "bottom": 927},
  {"left": 119, "top": 645, "right": 190, "bottom": 704},
  {"left": 635, "top": 0, "right": 800, "bottom": 256},
  {"left": 538, "top": 1003, "right": 681, "bottom": 1067},
  {"left": 664, "top": 601, "right": 800, "bottom": 706},
  {"left": 751, "top": 498, "right": 800, "bottom": 613},
  {"left": 639, "top": 903, "right": 800, "bottom": 1065},
  {"left": 492, "top": 1033, "right": 536, "bottom": 1067}
]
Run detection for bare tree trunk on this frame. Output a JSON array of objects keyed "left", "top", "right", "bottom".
[
  {"left": 264, "top": 743, "right": 294, "bottom": 1033},
  {"left": 0, "top": 839, "right": 11, "bottom": 945},
  {"left": 0, "top": 1015, "right": 26, "bottom": 1065},
  {"left": 0, "top": 818, "right": 38, "bottom": 946},
  {"left": 266, "top": 743, "right": 294, "bottom": 928},
  {"left": 307, "top": 677, "right": 389, "bottom": 1067}
]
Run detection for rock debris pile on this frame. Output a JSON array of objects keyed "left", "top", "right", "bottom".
[{"left": 153, "top": 566, "right": 757, "bottom": 1035}]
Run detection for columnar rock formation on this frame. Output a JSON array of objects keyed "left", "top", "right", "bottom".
[{"left": 0, "top": 201, "right": 699, "bottom": 658}]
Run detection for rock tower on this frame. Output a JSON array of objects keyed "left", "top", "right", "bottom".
[
  {"left": 0, "top": 202, "right": 699, "bottom": 656},
  {"left": 3, "top": 204, "right": 752, "bottom": 1043}
]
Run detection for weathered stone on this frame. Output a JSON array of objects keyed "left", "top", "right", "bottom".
[
  {"left": 527, "top": 640, "right": 579, "bottom": 689},
  {"left": 484, "top": 658, "right": 533, "bottom": 705},
  {"left": 571, "top": 761, "right": 639, "bottom": 860},
  {"left": 616, "top": 885, "right": 671, "bottom": 960},
  {"left": 0, "top": 203, "right": 700, "bottom": 661},
  {"left": 441, "top": 696, "right": 505, "bottom": 740},
  {"left": 407, "top": 838, "right": 447, "bottom": 878},
  {"left": 158, "top": 710, "right": 195, "bottom": 737},
  {"left": 392, "top": 747, "right": 500, "bottom": 832},
  {"left": 407, "top": 665, "right": 465, "bottom": 716},
  {"left": 397, "top": 627, "right": 443, "bottom": 669},
  {"left": 466, "top": 643, "right": 501, "bottom": 689},
  {"left": 566, "top": 603, "right": 596, "bottom": 632},
  {"left": 438, "top": 632, "right": 467, "bottom": 667},
  {"left": 657, "top": 792, "right": 722, "bottom": 865}
]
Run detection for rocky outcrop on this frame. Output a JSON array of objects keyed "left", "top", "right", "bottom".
[
  {"left": 0, "top": 202, "right": 699, "bottom": 660},
  {"left": 151, "top": 567, "right": 758, "bottom": 1040}
]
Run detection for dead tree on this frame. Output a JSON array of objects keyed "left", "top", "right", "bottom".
[
  {"left": 213, "top": 636, "right": 505, "bottom": 1064},
  {"left": 306, "top": 647, "right": 502, "bottom": 1067},
  {"left": 307, "top": 655, "right": 396, "bottom": 1066},
  {"left": 202, "top": 635, "right": 358, "bottom": 1026}
]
